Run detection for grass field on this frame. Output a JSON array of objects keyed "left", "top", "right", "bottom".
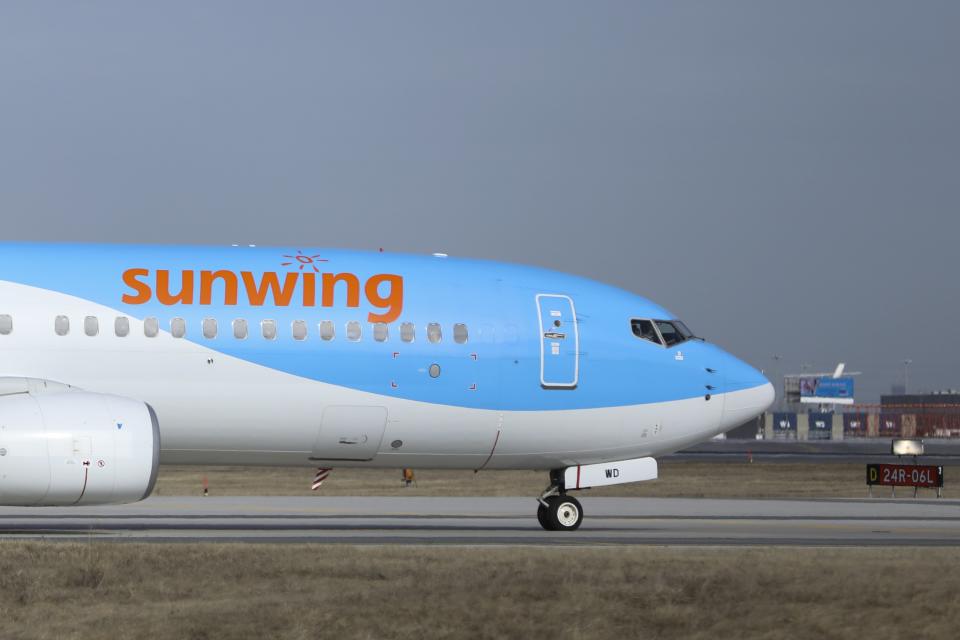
[
  {"left": 1, "top": 543, "right": 958, "bottom": 640},
  {"left": 4, "top": 462, "right": 952, "bottom": 639},
  {"left": 152, "top": 460, "right": 940, "bottom": 499}
]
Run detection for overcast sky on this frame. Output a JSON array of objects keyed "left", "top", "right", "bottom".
[{"left": 1, "top": 2, "right": 957, "bottom": 403}]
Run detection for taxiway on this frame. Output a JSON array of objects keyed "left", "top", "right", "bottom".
[{"left": 2, "top": 496, "right": 958, "bottom": 545}]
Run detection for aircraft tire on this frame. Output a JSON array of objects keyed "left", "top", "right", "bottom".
[
  {"left": 546, "top": 495, "right": 583, "bottom": 531},
  {"left": 537, "top": 502, "right": 555, "bottom": 531}
]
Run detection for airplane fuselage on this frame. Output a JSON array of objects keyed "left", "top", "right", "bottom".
[{"left": 0, "top": 243, "right": 773, "bottom": 472}]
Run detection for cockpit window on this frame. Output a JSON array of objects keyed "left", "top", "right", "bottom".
[
  {"left": 634, "top": 318, "right": 698, "bottom": 348},
  {"left": 655, "top": 320, "right": 685, "bottom": 347},
  {"left": 631, "top": 319, "right": 662, "bottom": 346},
  {"left": 674, "top": 320, "right": 695, "bottom": 340}
]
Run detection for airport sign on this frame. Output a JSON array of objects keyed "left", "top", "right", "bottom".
[{"left": 866, "top": 463, "right": 943, "bottom": 488}]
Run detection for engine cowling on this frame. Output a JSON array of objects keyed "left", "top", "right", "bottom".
[{"left": 0, "top": 388, "right": 160, "bottom": 506}]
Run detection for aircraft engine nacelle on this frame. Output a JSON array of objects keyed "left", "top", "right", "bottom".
[{"left": 0, "top": 389, "right": 160, "bottom": 506}]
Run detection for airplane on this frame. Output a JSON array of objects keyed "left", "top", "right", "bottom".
[{"left": 0, "top": 243, "right": 773, "bottom": 530}]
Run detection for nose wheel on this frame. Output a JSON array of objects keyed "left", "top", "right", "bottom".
[{"left": 537, "top": 494, "right": 583, "bottom": 531}]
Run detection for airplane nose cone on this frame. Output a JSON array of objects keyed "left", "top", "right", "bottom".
[
  {"left": 721, "top": 359, "right": 775, "bottom": 430},
  {"left": 759, "top": 381, "right": 775, "bottom": 410},
  {"left": 721, "top": 381, "right": 774, "bottom": 430}
]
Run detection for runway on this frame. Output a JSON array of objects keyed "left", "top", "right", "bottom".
[
  {"left": 2, "top": 496, "right": 960, "bottom": 545},
  {"left": 669, "top": 438, "right": 960, "bottom": 465}
]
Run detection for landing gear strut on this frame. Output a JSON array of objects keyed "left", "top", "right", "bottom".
[{"left": 536, "top": 470, "right": 584, "bottom": 531}]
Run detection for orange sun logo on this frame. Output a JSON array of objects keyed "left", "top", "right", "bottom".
[{"left": 281, "top": 250, "right": 329, "bottom": 272}]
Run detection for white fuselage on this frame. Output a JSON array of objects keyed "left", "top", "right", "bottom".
[{"left": 0, "top": 280, "right": 771, "bottom": 470}]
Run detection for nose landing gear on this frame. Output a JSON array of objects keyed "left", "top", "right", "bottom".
[
  {"left": 535, "top": 457, "right": 658, "bottom": 531},
  {"left": 536, "top": 470, "right": 584, "bottom": 531}
]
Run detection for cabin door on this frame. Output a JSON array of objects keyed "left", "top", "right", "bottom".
[
  {"left": 311, "top": 406, "right": 388, "bottom": 461},
  {"left": 536, "top": 294, "right": 579, "bottom": 389}
]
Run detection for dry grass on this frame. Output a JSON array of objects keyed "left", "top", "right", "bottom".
[
  {"left": 0, "top": 542, "right": 958, "bottom": 640},
  {"left": 152, "top": 461, "right": 922, "bottom": 499}
]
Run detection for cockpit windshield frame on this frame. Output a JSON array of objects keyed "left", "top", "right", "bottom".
[
  {"left": 630, "top": 318, "right": 663, "bottom": 346},
  {"left": 631, "top": 318, "right": 699, "bottom": 348},
  {"left": 673, "top": 320, "right": 696, "bottom": 340}
]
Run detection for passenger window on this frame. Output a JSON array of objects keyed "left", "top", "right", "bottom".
[
  {"left": 319, "top": 320, "right": 335, "bottom": 341},
  {"left": 292, "top": 320, "right": 307, "bottom": 341},
  {"left": 202, "top": 318, "right": 218, "bottom": 339},
  {"left": 427, "top": 323, "right": 442, "bottom": 344},
  {"left": 373, "top": 322, "right": 388, "bottom": 342},
  {"left": 115, "top": 316, "right": 130, "bottom": 337},
  {"left": 0, "top": 314, "right": 12, "bottom": 335},
  {"left": 84, "top": 316, "right": 99, "bottom": 337},
  {"left": 144, "top": 317, "right": 159, "bottom": 338},
  {"left": 233, "top": 319, "right": 248, "bottom": 339},
  {"left": 171, "top": 317, "right": 186, "bottom": 338},
  {"left": 346, "top": 321, "right": 361, "bottom": 342},
  {"left": 261, "top": 319, "right": 277, "bottom": 340},
  {"left": 453, "top": 323, "right": 468, "bottom": 344},
  {"left": 655, "top": 320, "right": 683, "bottom": 347},
  {"left": 400, "top": 322, "right": 415, "bottom": 343},
  {"left": 55, "top": 315, "right": 70, "bottom": 336},
  {"left": 631, "top": 319, "right": 662, "bottom": 346}
]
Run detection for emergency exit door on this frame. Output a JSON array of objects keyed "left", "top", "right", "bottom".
[{"left": 536, "top": 294, "right": 579, "bottom": 388}]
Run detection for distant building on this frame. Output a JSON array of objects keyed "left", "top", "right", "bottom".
[
  {"left": 725, "top": 415, "right": 764, "bottom": 439},
  {"left": 881, "top": 390, "right": 960, "bottom": 409},
  {"left": 880, "top": 391, "right": 960, "bottom": 437}
]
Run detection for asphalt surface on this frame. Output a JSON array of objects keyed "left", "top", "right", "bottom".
[
  {"left": 668, "top": 438, "right": 960, "bottom": 464},
  {"left": 2, "top": 496, "right": 959, "bottom": 546}
]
